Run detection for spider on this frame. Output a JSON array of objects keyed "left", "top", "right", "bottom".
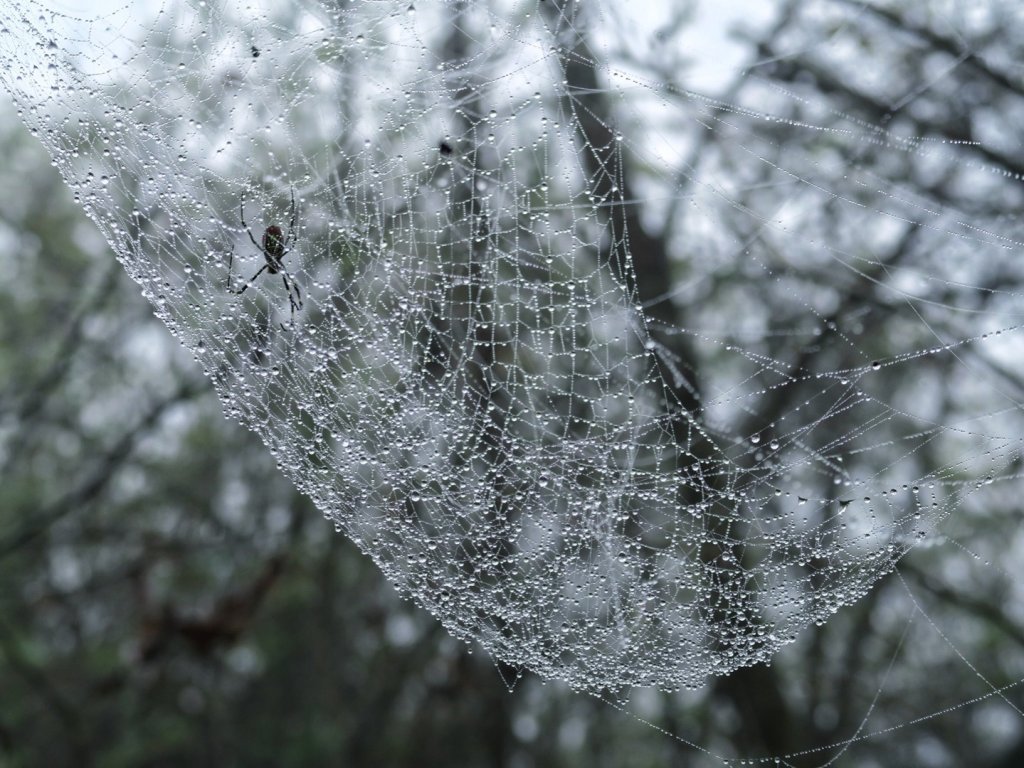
[{"left": 228, "top": 188, "right": 303, "bottom": 322}]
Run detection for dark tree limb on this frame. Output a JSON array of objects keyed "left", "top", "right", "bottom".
[{"left": 0, "top": 379, "right": 207, "bottom": 558}]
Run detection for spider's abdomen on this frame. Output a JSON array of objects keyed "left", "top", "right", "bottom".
[{"left": 263, "top": 225, "right": 285, "bottom": 267}]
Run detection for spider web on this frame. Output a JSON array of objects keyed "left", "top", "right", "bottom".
[{"left": 1, "top": 0, "right": 1021, "bottom": 694}]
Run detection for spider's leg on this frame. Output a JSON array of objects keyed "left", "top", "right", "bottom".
[
  {"left": 240, "top": 193, "right": 262, "bottom": 251},
  {"left": 288, "top": 269, "right": 302, "bottom": 305},
  {"left": 279, "top": 275, "right": 297, "bottom": 331},
  {"left": 281, "top": 271, "right": 302, "bottom": 311},
  {"left": 226, "top": 244, "right": 235, "bottom": 288},
  {"left": 231, "top": 264, "right": 269, "bottom": 294},
  {"left": 286, "top": 187, "right": 298, "bottom": 248}
]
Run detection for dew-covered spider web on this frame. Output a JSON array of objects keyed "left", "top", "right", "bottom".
[{"left": 2, "top": 0, "right": 1023, "bottom": 694}]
